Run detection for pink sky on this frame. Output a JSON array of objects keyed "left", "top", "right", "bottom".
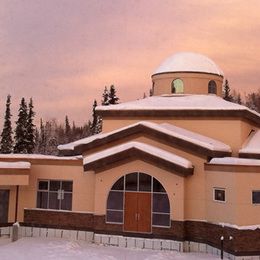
[{"left": 1, "top": 0, "right": 260, "bottom": 126}]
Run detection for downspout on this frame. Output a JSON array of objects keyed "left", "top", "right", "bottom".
[{"left": 15, "top": 185, "right": 19, "bottom": 222}]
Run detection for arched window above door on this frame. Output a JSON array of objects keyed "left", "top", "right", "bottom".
[
  {"left": 106, "top": 172, "right": 170, "bottom": 228},
  {"left": 172, "top": 79, "right": 184, "bottom": 93}
]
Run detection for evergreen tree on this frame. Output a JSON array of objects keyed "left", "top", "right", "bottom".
[
  {"left": 101, "top": 86, "right": 110, "bottom": 105},
  {"left": 26, "top": 98, "right": 36, "bottom": 153},
  {"left": 14, "top": 98, "right": 28, "bottom": 153},
  {"left": 223, "top": 79, "right": 233, "bottom": 101},
  {"left": 65, "top": 115, "right": 71, "bottom": 140},
  {"left": 34, "top": 127, "right": 40, "bottom": 153},
  {"left": 91, "top": 100, "right": 102, "bottom": 134},
  {"left": 245, "top": 90, "right": 260, "bottom": 113},
  {"left": 39, "top": 118, "right": 47, "bottom": 153},
  {"left": 0, "top": 95, "right": 13, "bottom": 153},
  {"left": 108, "top": 85, "right": 119, "bottom": 104}
]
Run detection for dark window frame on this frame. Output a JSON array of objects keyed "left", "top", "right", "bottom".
[
  {"left": 213, "top": 188, "right": 226, "bottom": 202},
  {"left": 208, "top": 80, "right": 217, "bottom": 94},
  {"left": 37, "top": 179, "right": 73, "bottom": 211},
  {"left": 252, "top": 190, "right": 260, "bottom": 204}
]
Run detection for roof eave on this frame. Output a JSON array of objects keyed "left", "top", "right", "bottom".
[{"left": 83, "top": 147, "right": 194, "bottom": 176}]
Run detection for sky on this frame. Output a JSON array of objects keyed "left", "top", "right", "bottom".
[{"left": 1, "top": 0, "right": 260, "bottom": 126}]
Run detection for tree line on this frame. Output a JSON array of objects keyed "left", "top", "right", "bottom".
[
  {"left": 1, "top": 82, "right": 259, "bottom": 155},
  {"left": 0, "top": 85, "right": 120, "bottom": 155},
  {"left": 223, "top": 79, "right": 260, "bottom": 113}
]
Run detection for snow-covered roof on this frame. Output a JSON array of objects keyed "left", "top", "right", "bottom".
[
  {"left": 239, "top": 129, "right": 260, "bottom": 155},
  {"left": 0, "top": 161, "right": 31, "bottom": 169},
  {"left": 209, "top": 157, "right": 260, "bottom": 166},
  {"left": 153, "top": 52, "right": 224, "bottom": 76},
  {"left": 0, "top": 154, "right": 82, "bottom": 161},
  {"left": 83, "top": 141, "right": 193, "bottom": 169},
  {"left": 96, "top": 94, "right": 258, "bottom": 114},
  {"left": 59, "top": 121, "right": 231, "bottom": 156}
]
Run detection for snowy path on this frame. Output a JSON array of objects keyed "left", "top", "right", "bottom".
[{"left": 0, "top": 237, "right": 220, "bottom": 260}]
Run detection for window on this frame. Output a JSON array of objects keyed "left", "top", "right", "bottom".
[
  {"left": 252, "top": 191, "right": 260, "bottom": 204},
  {"left": 213, "top": 188, "right": 225, "bottom": 202},
  {"left": 106, "top": 172, "right": 170, "bottom": 227},
  {"left": 172, "top": 79, "right": 184, "bottom": 93},
  {"left": 208, "top": 80, "right": 217, "bottom": 94},
  {"left": 37, "top": 180, "right": 73, "bottom": 210}
]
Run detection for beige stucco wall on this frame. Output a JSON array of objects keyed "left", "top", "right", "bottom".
[
  {"left": 101, "top": 118, "right": 254, "bottom": 156},
  {"left": 206, "top": 168, "right": 260, "bottom": 226},
  {"left": 152, "top": 72, "right": 223, "bottom": 96},
  {"left": 92, "top": 160, "right": 185, "bottom": 221},
  {"left": 84, "top": 134, "right": 208, "bottom": 222},
  {"left": 4, "top": 161, "right": 95, "bottom": 222}
]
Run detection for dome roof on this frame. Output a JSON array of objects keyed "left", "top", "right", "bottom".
[{"left": 153, "top": 52, "right": 224, "bottom": 76}]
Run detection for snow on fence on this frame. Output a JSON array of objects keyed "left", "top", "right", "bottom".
[
  {"left": 0, "top": 226, "right": 12, "bottom": 237},
  {"left": 2, "top": 225, "right": 259, "bottom": 260}
]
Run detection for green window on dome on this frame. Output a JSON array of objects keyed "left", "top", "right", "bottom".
[{"left": 172, "top": 79, "right": 184, "bottom": 93}]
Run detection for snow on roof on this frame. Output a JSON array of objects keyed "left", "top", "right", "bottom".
[
  {"left": 153, "top": 52, "right": 224, "bottom": 76},
  {"left": 58, "top": 121, "right": 231, "bottom": 153},
  {"left": 239, "top": 129, "right": 260, "bottom": 154},
  {"left": 209, "top": 157, "right": 260, "bottom": 166},
  {"left": 0, "top": 154, "right": 82, "bottom": 161},
  {"left": 0, "top": 161, "right": 31, "bottom": 169},
  {"left": 96, "top": 94, "right": 259, "bottom": 114},
  {"left": 83, "top": 141, "right": 193, "bottom": 169}
]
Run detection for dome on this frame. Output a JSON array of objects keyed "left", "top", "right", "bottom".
[{"left": 153, "top": 52, "right": 224, "bottom": 77}]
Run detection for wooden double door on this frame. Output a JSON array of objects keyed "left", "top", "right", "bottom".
[
  {"left": 0, "top": 190, "right": 9, "bottom": 223},
  {"left": 124, "top": 192, "right": 151, "bottom": 233}
]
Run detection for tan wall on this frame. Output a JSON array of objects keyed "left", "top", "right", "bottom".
[
  {"left": 101, "top": 118, "right": 254, "bottom": 155},
  {"left": 206, "top": 169, "right": 260, "bottom": 226},
  {"left": 93, "top": 160, "right": 185, "bottom": 221},
  {"left": 86, "top": 134, "right": 208, "bottom": 222},
  {"left": 152, "top": 72, "right": 223, "bottom": 96},
  {"left": 0, "top": 174, "right": 29, "bottom": 186},
  {"left": 7, "top": 163, "right": 95, "bottom": 222}
]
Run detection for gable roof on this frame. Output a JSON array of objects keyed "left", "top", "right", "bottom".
[
  {"left": 58, "top": 121, "right": 231, "bottom": 157},
  {"left": 83, "top": 141, "right": 194, "bottom": 176}
]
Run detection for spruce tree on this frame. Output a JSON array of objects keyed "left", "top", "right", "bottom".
[
  {"left": 14, "top": 98, "right": 28, "bottom": 153},
  {"left": 223, "top": 79, "right": 233, "bottom": 101},
  {"left": 102, "top": 86, "right": 110, "bottom": 105},
  {"left": 91, "top": 100, "right": 102, "bottom": 134},
  {"left": 109, "top": 85, "right": 119, "bottom": 104},
  {"left": 0, "top": 95, "right": 13, "bottom": 153},
  {"left": 26, "top": 98, "right": 35, "bottom": 153},
  {"left": 39, "top": 118, "right": 47, "bottom": 154},
  {"left": 65, "top": 115, "right": 71, "bottom": 142}
]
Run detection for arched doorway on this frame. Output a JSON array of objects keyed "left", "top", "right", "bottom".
[{"left": 106, "top": 172, "right": 170, "bottom": 233}]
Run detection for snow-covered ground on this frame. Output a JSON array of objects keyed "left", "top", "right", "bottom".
[{"left": 0, "top": 237, "right": 220, "bottom": 260}]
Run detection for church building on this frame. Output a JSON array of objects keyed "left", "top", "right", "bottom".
[{"left": 0, "top": 52, "right": 259, "bottom": 257}]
